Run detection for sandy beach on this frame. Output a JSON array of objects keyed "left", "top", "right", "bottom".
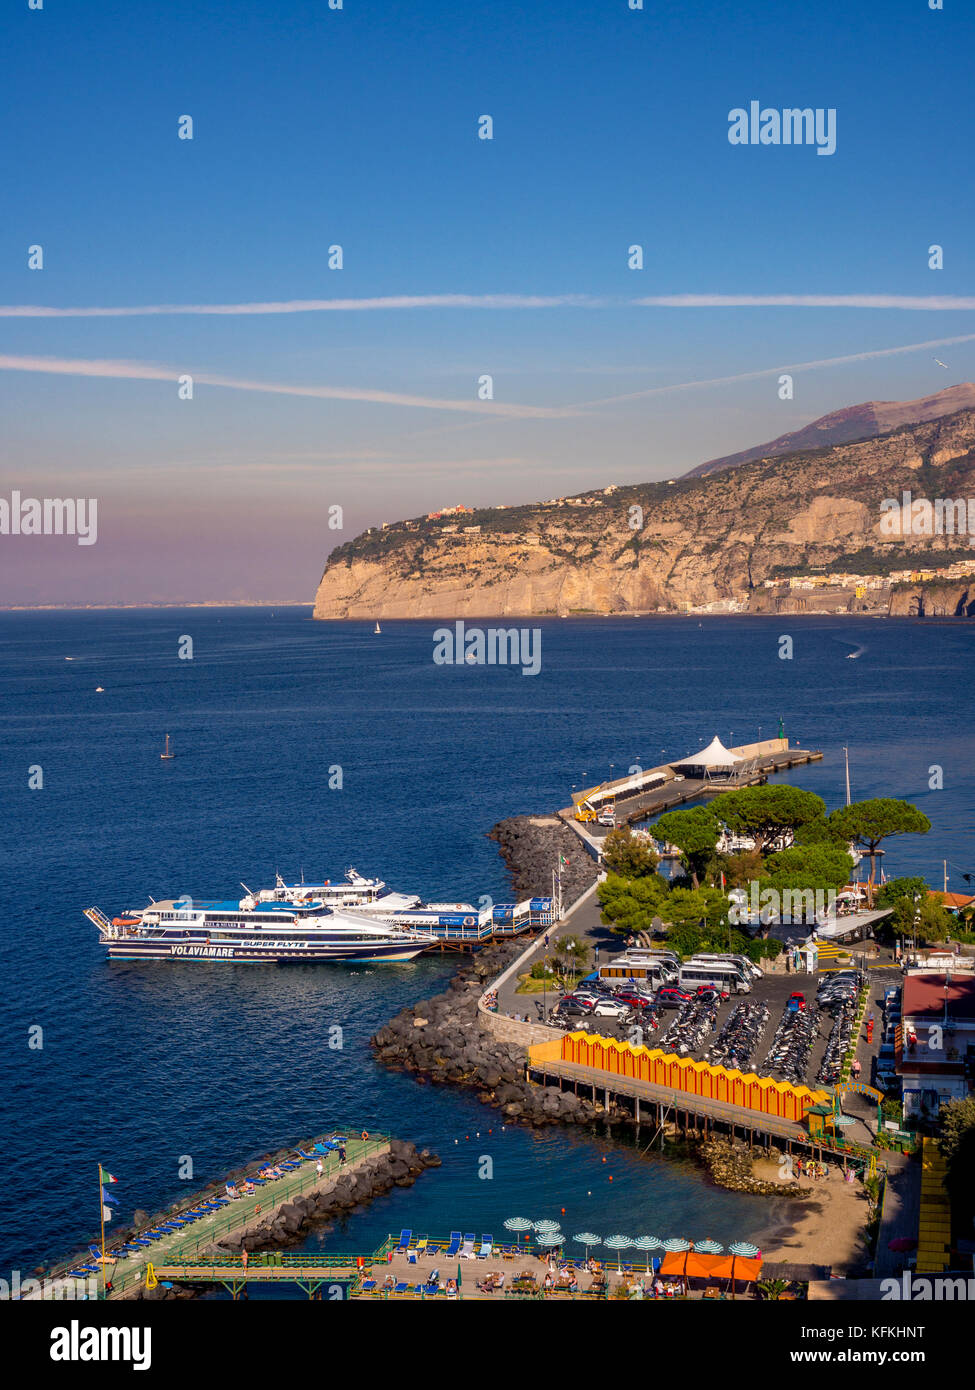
[{"left": 753, "top": 1158, "right": 873, "bottom": 1273}]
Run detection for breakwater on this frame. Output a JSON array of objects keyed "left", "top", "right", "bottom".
[
  {"left": 138, "top": 1139, "right": 440, "bottom": 1300},
  {"left": 488, "top": 815, "right": 600, "bottom": 899},
  {"left": 371, "top": 938, "right": 641, "bottom": 1128}
]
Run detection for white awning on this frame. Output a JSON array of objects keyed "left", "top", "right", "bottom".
[{"left": 676, "top": 735, "right": 741, "bottom": 769}]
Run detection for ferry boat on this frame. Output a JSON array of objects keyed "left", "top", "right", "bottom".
[
  {"left": 84, "top": 895, "right": 436, "bottom": 964},
  {"left": 254, "top": 869, "right": 421, "bottom": 913}
]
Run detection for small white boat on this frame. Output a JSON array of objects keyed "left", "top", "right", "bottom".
[
  {"left": 374, "top": 622, "right": 381, "bottom": 634},
  {"left": 160, "top": 734, "right": 175, "bottom": 760}
]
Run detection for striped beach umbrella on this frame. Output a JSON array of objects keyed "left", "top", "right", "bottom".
[
  {"left": 631, "top": 1235, "right": 662, "bottom": 1272},
  {"left": 504, "top": 1217, "right": 532, "bottom": 1245},
  {"left": 728, "top": 1240, "right": 760, "bottom": 1299},
  {"left": 696, "top": 1239, "right": 724, "bottom": 1254},
  {"left": 572, "top": 1232, "right": 601, "bottom": 1259},
  {"left": 536, "top": 1231, "right": 563, "bottom": 1250},
  {"left": 533, "top": 1219, "right": 561, "bottom": 1231},
  {"left": 603, "top": 1234, "right": 633, "bottom": 1273},
  {"left": 662, "top": 1236, "right": 693, "bottom": 1280}
]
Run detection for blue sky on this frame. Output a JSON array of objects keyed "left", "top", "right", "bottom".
[{"left": 2, "top": 0, "right": 974, "bottom": 602}]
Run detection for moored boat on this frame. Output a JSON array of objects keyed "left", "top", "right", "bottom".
[{"left": 84, "top": 895, "right": 436, "bottom": 964}]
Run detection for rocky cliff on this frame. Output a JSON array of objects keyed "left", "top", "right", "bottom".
[{"left": 314, "top": 407, "right": 975, "bottom": 619}]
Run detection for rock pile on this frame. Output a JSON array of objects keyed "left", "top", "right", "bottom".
[
  {"left": 371, "top": 941, "right": 614, "bottom": 1127},
  {"left": 699, "top": 1139, "right": 806, "bottom": 1197},
  {"left": 139, "top": 1140, "right": 440, "bottom": 1299},
  {"left": 488, "top": 815, "right": 599, "bottom": 901}
]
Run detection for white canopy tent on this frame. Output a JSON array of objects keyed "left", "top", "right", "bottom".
[{"left": 671, "top": 735, "right": 742, "bottom": 780}]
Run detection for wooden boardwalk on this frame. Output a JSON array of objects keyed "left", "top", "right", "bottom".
[{"left": 528, "top": 1056, "right": 882, "bottom": 1163}]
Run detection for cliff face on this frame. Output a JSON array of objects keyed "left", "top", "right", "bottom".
[
  {"left": 314, "top": 408, "right": 975, "bottom": 619},
  {"left": 888, "top": 583, "right": 975, "bottom": 617}
]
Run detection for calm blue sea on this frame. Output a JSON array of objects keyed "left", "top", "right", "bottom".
[{"left": 0, "top": 609, "right": 971, "bottom": 1278}]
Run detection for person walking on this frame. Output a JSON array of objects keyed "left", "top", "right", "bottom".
[{"left": 316, "top": 1158, "right": 323, "bottom": 1177}]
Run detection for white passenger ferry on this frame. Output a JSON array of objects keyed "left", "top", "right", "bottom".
[
  {"left": 254, "top": 869, "right": 421, "bottom": 913},
  {"left": 85, "top": 893, "right": 436, "bottom": 964}
]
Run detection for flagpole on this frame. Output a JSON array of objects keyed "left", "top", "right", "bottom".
[{"left": 98, "top": 1164, "right": 106, "bottom": 1298}]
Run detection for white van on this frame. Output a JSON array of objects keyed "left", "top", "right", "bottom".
[
  {"left": 678, "top": 962, "right": 751, "bottom": 994},
  {"left": 688, "top": 952, "right": 763, "bottom": 980}
]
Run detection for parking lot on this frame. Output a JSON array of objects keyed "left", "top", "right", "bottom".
[{"left": 545, "top": 966, "right": 893, "bottom": 1097}]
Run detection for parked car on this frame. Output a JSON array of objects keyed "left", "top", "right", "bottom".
[
  {"left": 695, "top": 985, "right": 729, "bottom": 1001},
  {"left": 655, "top": 987, "right": 693, "bottom": 1008},
  {"left": 614, "top": 991, "right": 655, "bottom": 1010},
  {"left": 591, "top": 999, "right": 631, "bottom": 1018},
  {"left": 554, "top": 1000, "right": 591, "bottom": 1019},
  {"left": 787, "top": 992, "right": 806, "bottom": 1012}
]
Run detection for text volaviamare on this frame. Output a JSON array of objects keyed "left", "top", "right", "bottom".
[
  {"left": 0, "top": 491, "right": 97, "bottom": 545},
  {"left": 728, "top": 102, "right": 837, "bottom": 156},
  {"left": 433, "top": 621, "right": 541, "bottom": 676}
]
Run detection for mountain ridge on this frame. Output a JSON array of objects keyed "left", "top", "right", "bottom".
[
  {"left": 683, "top": 382, "right": 975, "bottom": 479},
  {"left": 314, "top": 398, "right": 975, "bottom": 620}
]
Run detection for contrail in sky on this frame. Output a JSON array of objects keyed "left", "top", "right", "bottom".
[
  {"left": 0, "top": 353, "right": 577, "bottom": 418},
  {"left": 2, "top": 291, "right": 975, "bottom": 316}
]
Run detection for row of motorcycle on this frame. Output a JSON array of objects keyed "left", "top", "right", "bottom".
[
  {"left": 659, "top": 996, "right": 719, "bottom": 1057},
  {"left": 704, "top": 1000, "right": 771, "bottom": 1071},
  {"left": 762, "top": 1003, "right": 821, "bottom": 1086},
  {"left": 816, "top": 994, "right": 859, "bottom": 1085}
]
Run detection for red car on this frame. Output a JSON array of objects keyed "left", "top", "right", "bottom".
[
  {"left": 614, "top": 991, "right": 655, "bottom": 1010},
  {"left": 655, "top": 987, "right": 693, "bottom": 1008},
  {"left": 787, "top": 992, "right": 806, "bottom": 1012}
]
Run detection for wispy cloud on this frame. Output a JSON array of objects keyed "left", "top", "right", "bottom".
[
  {"left": 4, "top": 291, "right": 975, "bottom": 317},
  {"left": 0, "top": 294, "right": 601, "bottom": 318},
  {"left": 634, "top": 294, "right": 975, "bottom": 310},
  {"left": 580, "top": 333, "right": 975, "bottom": 407},
  {"left": 0, "top": 353, "right": 578, "bottom": 418}
]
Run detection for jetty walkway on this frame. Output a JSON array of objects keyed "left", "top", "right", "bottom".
[
  {"left": 561, "top": 738, "right": 823, "bottom": 835},
  {"left": 35, "top": 1130, "right": 391, "bottom": 1300}
]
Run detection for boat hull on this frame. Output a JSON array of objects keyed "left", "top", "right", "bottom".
[{"left": 104, "top": 937, "right": 429, "bottom": 964}]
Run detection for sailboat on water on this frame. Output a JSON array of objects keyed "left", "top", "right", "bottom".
[
  {"left": 160, "top": 735, "right": 175, "bottom": 760},
  {"left": 374, "top": 621, "right": 382, "bottom": 634}
]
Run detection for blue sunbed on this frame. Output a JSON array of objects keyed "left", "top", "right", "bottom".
[
  {"left": 394, "top": 1229, "right": 412, "bottom": 1253},
  {"left": 445, "top": 1232, "right": 462, "bottom": 1257}
]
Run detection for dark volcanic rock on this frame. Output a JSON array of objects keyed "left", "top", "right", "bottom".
[{"left": 488, "top": 815, "right": 598, "bottom": 901}]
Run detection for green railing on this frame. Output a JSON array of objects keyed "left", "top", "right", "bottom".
[{"left": 96, "top": 1129, "right": 389, "bottom": 1298}]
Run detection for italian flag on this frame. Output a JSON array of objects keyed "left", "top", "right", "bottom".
[
  {"left": 559, "top": 855, "right": 567, "bottom": 867},
  {"left": 99, "top": 1166, "right": 118, "bottom": 1185}
]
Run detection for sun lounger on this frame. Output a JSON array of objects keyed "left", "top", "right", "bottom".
[
  {"left": 422, "top": 1282, "right": 440, "bottom": 1296},
  {"left": 478, "top": 1235, "right": 493, "bottom": 1258},
  {"left": 393, "top": 1281, "right": 410, "bottom": 1294},
  {"left": 445, "top": 1231, "right": 462, "bottom": 1257},
  {"left": 360, "top": 1279, "right": 377, "bottom": 1293},
  {"left": 414, "top": 1237, "right": 428, "bottom": 1256},
  {"left": 394, "top": 1229, "right": 412, "bottom": 1253},
  {"left": 460, "top": 1233, "right": 476, "bottom": 1258}
]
